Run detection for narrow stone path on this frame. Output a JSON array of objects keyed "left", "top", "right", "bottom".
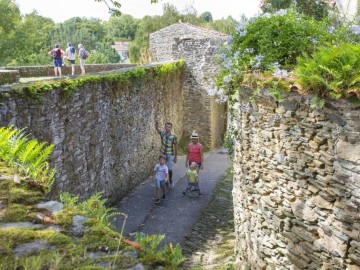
[
  {"left": 182, "top": 169, "right": 236, "bottom": 269},
  {"left": 112, "top": 149, "right": 230, "bottom": 246}
]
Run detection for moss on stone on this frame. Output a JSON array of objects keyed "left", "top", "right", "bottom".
[
  {"left": 54, "top": 207, "right": 86, "bottom": 230},
  {"left": 3, "top": 203, "right": 31, "bottom": 222},
  {"left": 0, "top": 228, "right": 72, "bottom": 256},
  {"left": 80, "top": 223, "right": 121, "bottom": 251},
  {"left": 9, "top": 185, "right": 43, "bottom": 205}
]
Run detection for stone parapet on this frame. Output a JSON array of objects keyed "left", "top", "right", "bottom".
[
  {"left": 232, "top": 90, "right": 360, "bottom": 269},
  {"left": 1, "top": 63, "right": 135, "bottom": 78},
  {"left": 0, "top": 70, "right": 19, "bottom": 85}
]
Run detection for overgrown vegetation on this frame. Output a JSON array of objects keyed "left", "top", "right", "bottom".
[
  {"left": 60, "top": 192, "right": 123, "bottom": 229},
  {"left": 0, "top": 126, "right": 56, "bottom": 193},
  {"left": 2, "top": 60, "right": 184, "bottom": 98},
  {"left": 0, "top": 126, "right": 187, "bottom": 269},
  {"left": 212, "top": 3, "right": 360, "bottom": 108},
  {"left": 295, "top": 43, "right": 360, "bottom": 107},
  {"left": 132, "top": 232, "right": 186, "bottom": 268}
]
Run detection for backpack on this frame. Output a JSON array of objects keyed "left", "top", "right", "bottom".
[
  {"left": 51, "top": 49, "right": 61, "bottom": 59},
  {"left": 80, "top": 49, "right": 88, "bottom": 59},
  {"left": 70, "top": 46, "right": 76, "bottom": 54}
]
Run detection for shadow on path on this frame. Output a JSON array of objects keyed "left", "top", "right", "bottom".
[{"left": 112, "top": 148, "right": 230, "bottom": 246}]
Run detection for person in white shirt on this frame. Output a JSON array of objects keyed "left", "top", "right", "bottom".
[{"left": 65, "top": 43, "right": 76, "bottom": 76}]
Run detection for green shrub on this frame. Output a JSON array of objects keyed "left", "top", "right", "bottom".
[
  {"left": 226, "top": 10, "right": 330, "bottom": 72},
  {"left": 295, "top": 43, "right": 360, "bottom": 107},
  {"left": 213, "top": 7, "right": 360, "bottom": 106}
]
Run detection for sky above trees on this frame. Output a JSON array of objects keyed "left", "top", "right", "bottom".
[{"left": 15, "top": 0, "right": 261, "bottom": 22}]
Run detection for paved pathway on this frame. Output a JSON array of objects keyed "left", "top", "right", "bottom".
[{"left": 112, "top": 149, "right": 230, "bottom": 246}]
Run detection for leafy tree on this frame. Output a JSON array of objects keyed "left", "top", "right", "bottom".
[
  {"left": 52, "top": 17, "right": 105, "bottom": 51},
  {"left": 87, "top": 42, "right": 120, "bottom": 63},
  {"left": 14, "top": 12, "right": 55, "bottom": 66},
  {"left": 261, "top": 0, "right": 330, "bottom": 20},
  {"left": 104, "top": 14, "right": 139, "bottom": 41},
  {"left": 208, "top": 16, "right": 237, "bottom": 34},
  {"left": 200, "top": 11, "right": 213, "bottom": 22},
  {"left": 0, "top": 0, "right": 21, "bottom": 65}
]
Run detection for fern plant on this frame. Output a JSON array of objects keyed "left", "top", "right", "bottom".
[
  {"left": 295, "top": 43, "right": 360, "bottom": 106},
  {"left": 77, "top": 192, "right": 121, "bottom": 229},
  {"left": 130, "top": 232, "right": 185, "bottom": 268},
  {"left": 0, "top": 126, "right": 56, "bottom": 193},
  {"left": 162, "top": 242, "right": 186, "bottom": 268},
  {"left": 60, "top": 192, "right": 79, "bottom": 207}
]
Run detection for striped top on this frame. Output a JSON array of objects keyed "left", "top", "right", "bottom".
[{"left": 160, "top": 130, "right": 177, "bottom": 155}]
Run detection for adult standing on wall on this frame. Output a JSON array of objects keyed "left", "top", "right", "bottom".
[
  {"left": 48, "top": 44, "right": 64, "bottom": 77},
  {"left": 185, "top": 131, "right": 204, "bottom": 172},
  {"left": 155, "top": 120, "right": 178, "bottom": 187},
  {"left": 65, "top": 43, "right": 76, "bottom": 76},
  {"left": 78, "top": 44, "right": 88, "bottom": 75}
]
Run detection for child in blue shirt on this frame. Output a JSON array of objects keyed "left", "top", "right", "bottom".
[{"left": 154, "top": 155, "right": 169, "bottom": 204}]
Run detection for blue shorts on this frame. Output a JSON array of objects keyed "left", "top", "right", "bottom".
[
  {"left": 165, "top": 155, "right": 174, "bottom": 170},
  {"left": 186, "top": 182, "right": 200, "bottom": 191},
  {"left": 53, "top": 59, "right": 62, "bottom": 67},
  {"left": 155, "top": 178, "right": 165, "bottom": 189}
]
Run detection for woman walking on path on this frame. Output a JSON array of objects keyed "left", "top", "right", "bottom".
[{"left": 185, "top": 131, "right": 204, "bottom": 172}]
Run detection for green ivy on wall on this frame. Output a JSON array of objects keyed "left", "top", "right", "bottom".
[{"left": 2, "top": 60, "right": 185, "bottom": 99}]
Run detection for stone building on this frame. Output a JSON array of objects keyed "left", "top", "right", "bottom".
[
  {"left": 111, "top": 41, "right": 130, "bottom": 63},
  {"left": 149, "top": 22, "right": 228, "bottom": 149}
]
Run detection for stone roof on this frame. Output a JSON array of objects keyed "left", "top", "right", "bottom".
[{"left": 150, "top": 22, "right": 228, "bottom": 40}]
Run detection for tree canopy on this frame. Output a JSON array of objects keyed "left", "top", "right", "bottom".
[{"left": 0, "top": 0, "right": 234, "bottom": 66}]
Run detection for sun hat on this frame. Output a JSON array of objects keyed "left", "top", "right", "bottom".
[
  {"left": 190, "top": 131, "right": 199, "bottom": 139},
  {"left": 190, "top": 162, "right": 197, "bottom": 168}
]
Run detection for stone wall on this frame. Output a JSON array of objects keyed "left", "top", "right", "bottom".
[
  {"left": 232, "top": 90, "right": 360, "bottom": 269},
  {"left": 0, "top": 70, "right": 19, "bottom": 85},
  {"left": 1, "top": 63, "right": 135, "bottom": 78},
  {"left": 0, "top": 63, "right": 184, "bottom": 204},
  {"left": 150, "top": 23, "right": 227, "bottom": 149}
]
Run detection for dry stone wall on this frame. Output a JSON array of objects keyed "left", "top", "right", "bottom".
[
  {"left": 0, "top": 70, "right": 19, "bottom": 85},
  {"left": 232, "top": 90, "right": 360, "bottom": 269},
  {"left": 0, "top": 64, "right": 184, "bottom": 204},
  {"left": 150, "top": 23, "right": 227, "bottom": 149}
]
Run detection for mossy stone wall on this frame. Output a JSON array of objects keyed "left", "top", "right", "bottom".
[
  {"left": 0, "top": 64, "right": 184, "bottom": 204},
  {"left": 0, "top": 70, "right": 19, "bottom": 85},
  {"left": 2, "top": 63, "right": 135, "bottom": 78}
]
